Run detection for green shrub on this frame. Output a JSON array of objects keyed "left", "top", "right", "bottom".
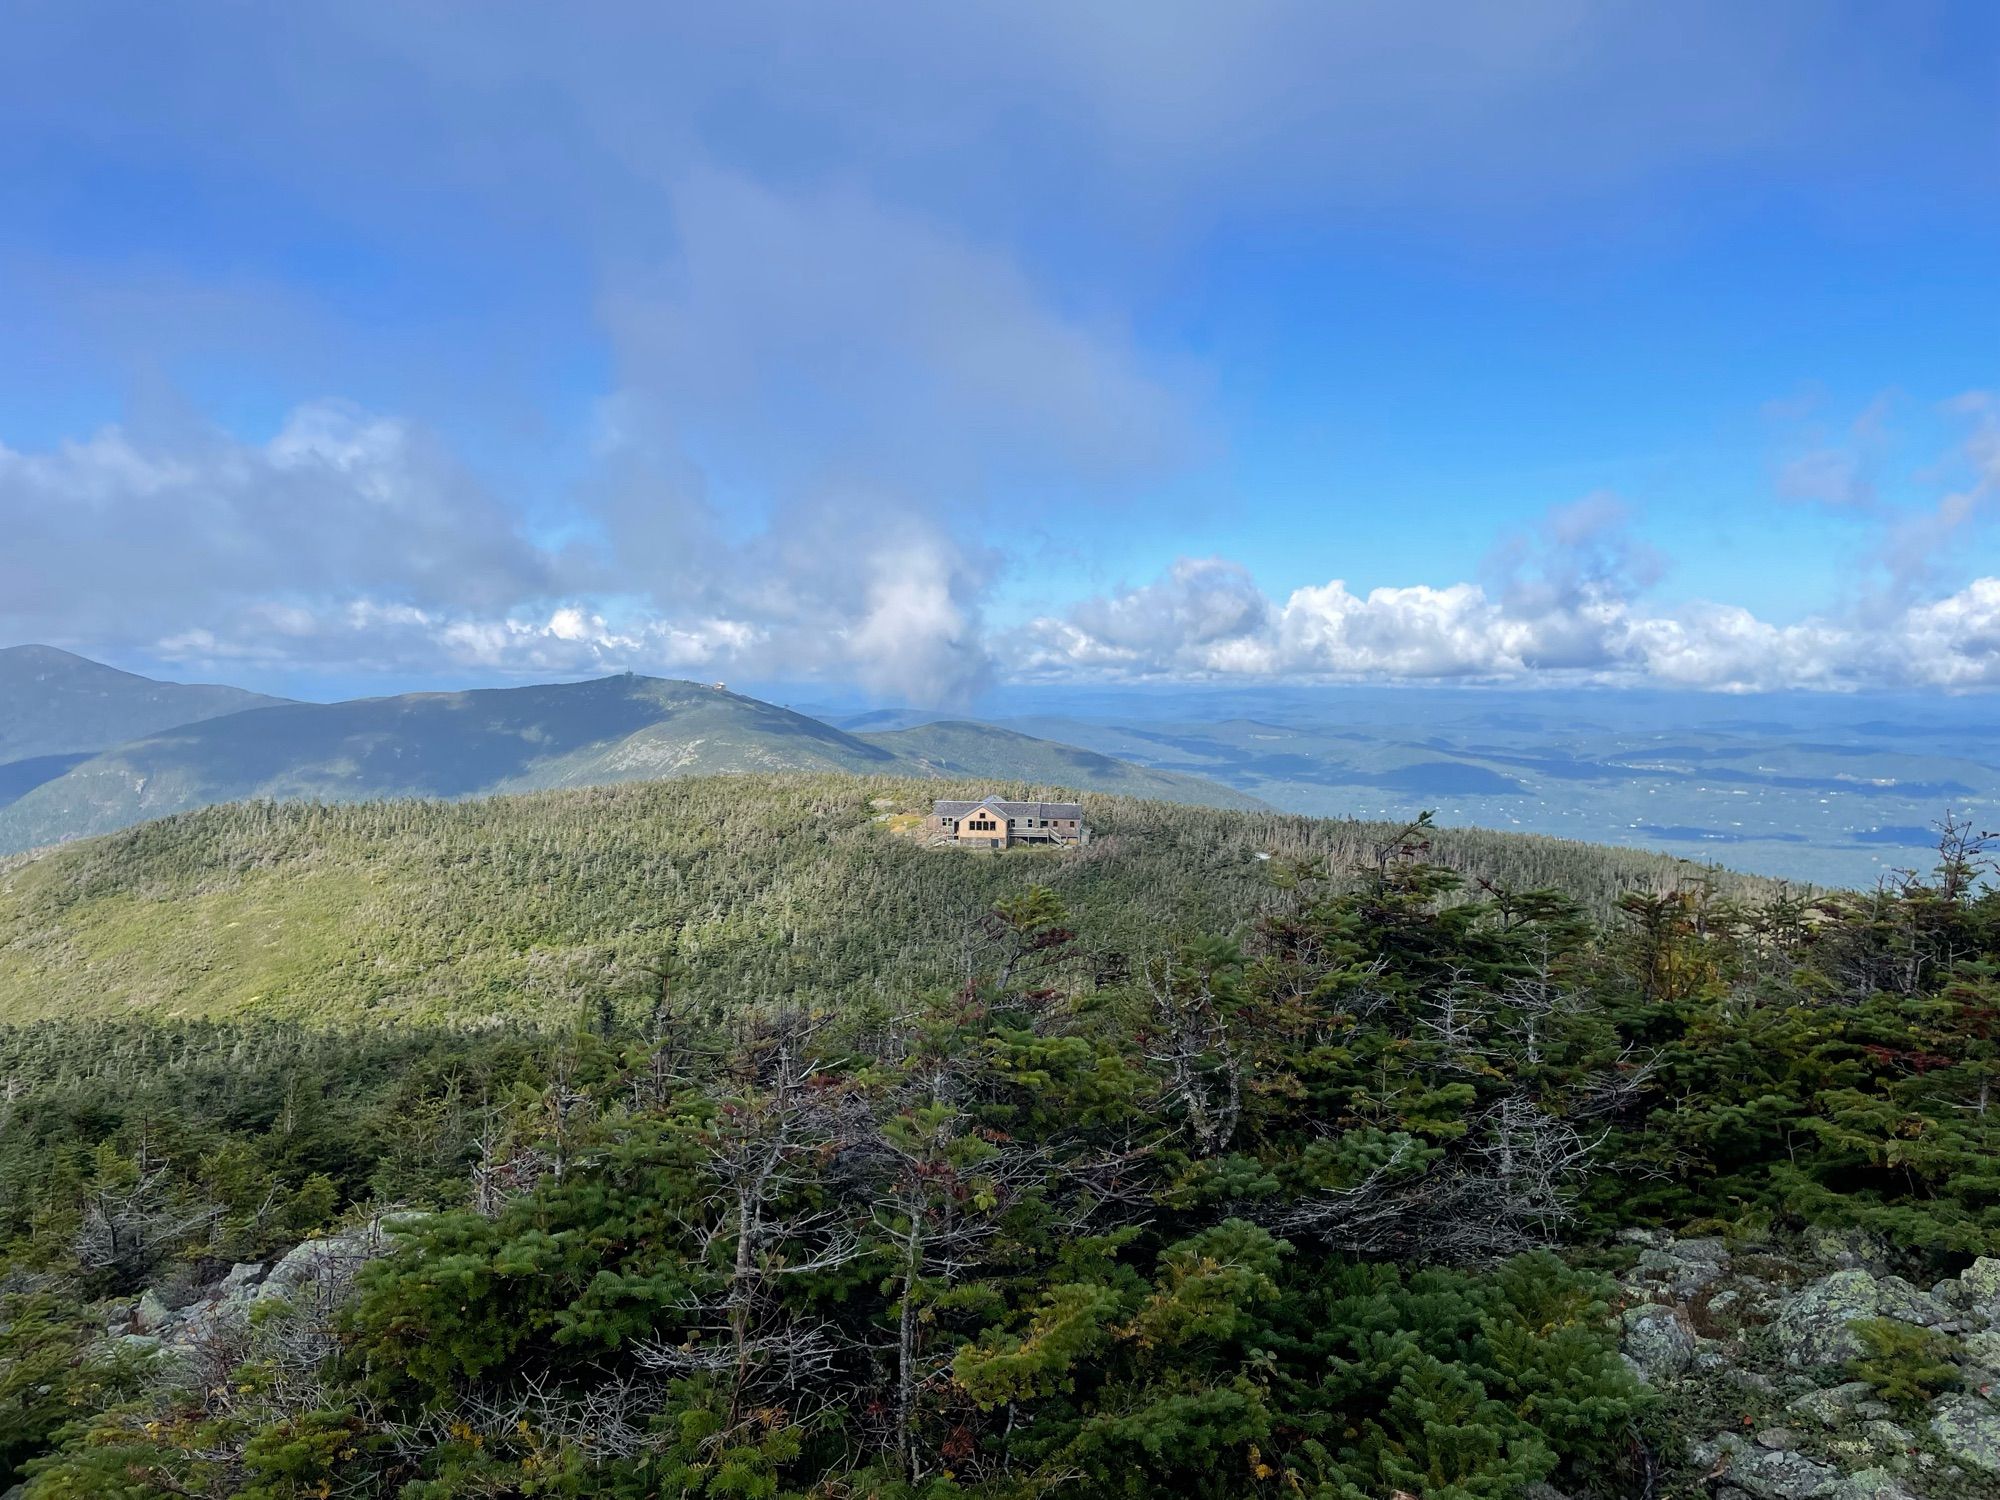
[{"left": 1849, "top": 1317, "right": 1961, "bottom": 1408}]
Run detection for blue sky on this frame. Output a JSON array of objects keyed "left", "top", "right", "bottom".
[{"left": 1, "top": 2, "right": 1996, "bottom": 702}]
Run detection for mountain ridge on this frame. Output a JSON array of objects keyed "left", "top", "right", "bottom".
[
  {"left": 0, "top": 670, "right": 1261, "bottom": 852},
  {"left": 0, "top": 643, "right": 286, "bottom": 770}
]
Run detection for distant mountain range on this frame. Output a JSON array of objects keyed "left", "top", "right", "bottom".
[
  {"left": 823, "top": 694, "right": 1997, "bottom": 888},
  {"left": 0, "top": 651, "right": 1261, "bottom": 853},
  {"left": 0, "top": 643, "right": 284, "bottom": 772}
]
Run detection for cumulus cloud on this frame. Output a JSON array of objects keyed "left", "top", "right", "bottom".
[
  {"left": 0, "top": 397, "right": 998, "bottom": 702},
  {"left": 11, "top": 387, "right": 2000, "bottom": 700},
  {"left": 0, "top": 401, "right": 549, "bottom": 647},
  {"left": 1006, "top": 488, "right": 2000, "bottom": 693},
  {"left": 1013, "top": 565, "right": 2000, "bottom": 693}
]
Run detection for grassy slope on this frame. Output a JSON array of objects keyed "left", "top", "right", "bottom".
[{"left": 0, "top": 772, "right": 1768, "bottom": 1025}]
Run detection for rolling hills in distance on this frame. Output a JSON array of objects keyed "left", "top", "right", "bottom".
[
  {"left": 0, "top": 653, "right": 1262, "bottom": 854},
  {"left": 828, "top": 686, "right": 1999, "bottom": 888},
  {"left": 6, "top": 645, "right": 1990, "bottom": 886}
]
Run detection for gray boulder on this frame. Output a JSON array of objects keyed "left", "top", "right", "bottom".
[
  {"left": 1629, "top": 1235, "right": 1734, "bottom": 1299},
  {"left": 1961, "top": 1257, "right": 2000, "bottom": 1303},
  {"left": 1931, "top": 1393, "right": 2000, "bottom": 1475},
  {"left": 1859, "top": 1417, "right": 1914, "bottom": 1450},
  {"left": 1960, "top": 1328, "right": 2000, "bottom": 1387},
  {"left": 1872, "top": 1275, "right": 1951, "bottom": 1328},
  {"left": 1621, "top": 1302, "right": 1697, "bottom": 1382},
  {"left": 1775, "top": 1271, "right": 1946, "bottom": 1367},
  {"left": 1805, "top": 1225, "right": 1891, "bottom": 1273},
  {"left": 131, "top": 1288, "right": 170, "bottom": 1333},
  {"left": 257, "top": 1218, "right": 404, "bottom": 1307},
  {"left": 219, "top": 1261, "right": 265, "bottom": 1294},
  {"left": 1824, "top": 1469, "right": 1917, "bottom": 1500},
  {"left": 1959, "top": 1257, "right": 2000, "bottom": 1332},
  {"left": 1785, "top": 1382, "right": 1876, "bottom": 1429},
  {"left": 1675, "top": 1236, "right": 1731, "bottom": 1264},
  {"left": 1692, "top": 1434, "right": 1838, "bottom": 1500}
]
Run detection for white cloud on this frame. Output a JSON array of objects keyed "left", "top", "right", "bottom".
[
  {"left": 601, "top": 168, "right": 1189, "bottom": 500},
  {"left": 1010, "top": 560, "right": 2000, "bottom": 695},
  {"left": 0, "top": 398, "right": 1002, "bottom": 701},
  {"left": 0, "top": 401, "right": 548, "bottom": 649},
  {"left": 10, "top": 391, "right": 2000, "bottom": 702}
]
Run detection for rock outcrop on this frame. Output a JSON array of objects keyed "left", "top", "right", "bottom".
[
  {"left": 101, "top": 1213, "right": 415, "bottom": 1379},
  {"left": 1617, "top": 1233, "right": 2000, "bottom": 1499}
]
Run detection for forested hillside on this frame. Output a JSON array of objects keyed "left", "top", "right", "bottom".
[
  {"left": 1, "top": 795, "right": 1996, "bottom": 1498},
  {"left": 0, "top": 773, "right": 1763, "bottom": 1024}
]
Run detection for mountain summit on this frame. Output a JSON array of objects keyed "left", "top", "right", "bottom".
[
  {"left": 0, "top": 644, "right": 285, "bottom": 766},
  {"left": 0, "top": 643, "right": 288, "bottom": 812}
]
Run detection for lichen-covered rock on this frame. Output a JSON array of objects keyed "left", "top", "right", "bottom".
[
  {"left": 105, "top": 1214, "right": 418, "bottom": 1376},
  {"left": 1676, "top": 1236, "right": 1731, "bottom": 1264},
  {"left": 1960, "top": 1257, "right": 2000, "bottom": 1303},
  {"left": 1622, "top": 1302, "right": 1697, "bottom": 1382},
  {"left": 132, "top": 1288, "right": 169, "bottom": 1333},
  {"left": 1775, "top": 1271, "right": 1944, "bottom": 1366},
  {"left": 1872, "top": 1275, "right": 1951, "bottom": 1328},
  {"left": 1805, "top": 1226, "right": 1891, "bottom": 1273},
  {"left": 1859, "top": 1418, "right": 1914, "bottom": 1450},
  {"left": 1959, "top": 1328, "right": 2000, "bottom": 1386},
  {"left": 257, "top": 1218, "right": 404, "bottom": 1307},
  {"left": 1824, "top": 1468, "right": 1918, "bottom": 1500},
  {"left": 1629, "top": 1235, "right": 1735, "bottom": 1299},
  {"left": 1693, "top": 1433, "right": 1838, "bottom": 1499},
  {"left": 1786, "top": 1381, "right": 1877, "bottom": 1428},
  {"left": 1618, "top": 1226, "right": 1671, "bottom": 1248},
  {"left": 1931, "top": 1393, "right": 2000, "bottom": 1475}
]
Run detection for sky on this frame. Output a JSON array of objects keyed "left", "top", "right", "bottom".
[{"left": 1, "top": 1, "right": 1997, "bottom": 704}]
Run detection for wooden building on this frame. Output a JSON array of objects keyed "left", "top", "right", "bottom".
[{"left": 932, "top": 795, "right": 1087, "bottom": 849}]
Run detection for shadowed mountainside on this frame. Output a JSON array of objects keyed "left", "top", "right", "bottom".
[{"left": 0, "top": 643, "right": 284, "bottom": 768}]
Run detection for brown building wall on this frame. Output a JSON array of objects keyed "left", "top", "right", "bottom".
[
  {"left": 951, "top": 807, "right": 1010, "bottom": 846},
  {"left": 936, "top": 806, "right": 1084, "bottom": 847}
]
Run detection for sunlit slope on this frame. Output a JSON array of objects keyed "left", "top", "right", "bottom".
[{"left": 0, "top": 772, "right": 1770, "bottom": 1024}]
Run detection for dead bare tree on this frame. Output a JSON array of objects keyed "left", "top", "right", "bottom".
[
  {"left": 1264, "top": 1094, "right": 1607, "bottom": 1263},
  {"left": 868, "top": 1093, "right": 1064, "bottom": 1480},
  {"left": 635, "top": 1008, "right": 871, "bottom": 1427},
  {"left": 1418, "top": 967, "right": 1491, "bottom": 1072},
  {"left": 1934, "top": 808, "right": 1997, "bottom": 903},
  {"left": 1367, "top": 810, "right": 1437, "bottom": 890},
  {"left": 1142, "top": 945, "right": 1245, "bottom": 1157},
  {"left": 468, "top": 1104, "right": 549, "bottom": 1218},
  {"left": 73, "top": 1137, "right": 221, "bottom": 1284}
]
